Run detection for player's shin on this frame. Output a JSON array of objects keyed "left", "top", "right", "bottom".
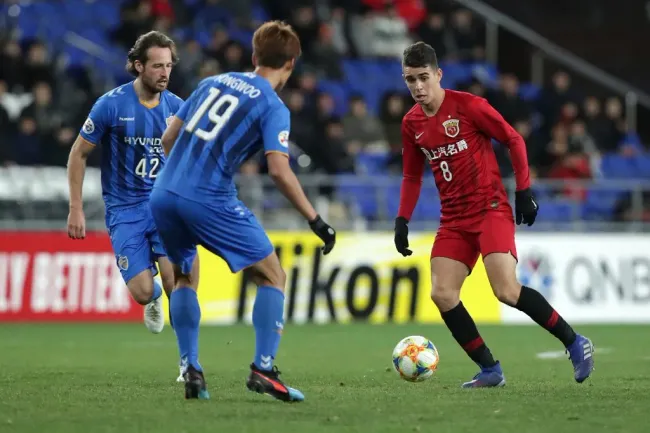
[
  {"left": 512, "top": 286, "right": 577, "bottom": 347},
  {"left": 440, "top": 301, "right": 497, "bottom": 368},
  {"left": 252, "top": 286, "right": 285, "bottom": 371},
  {"left": 170, "top": 287, "right": 202, "bottom": 371}
]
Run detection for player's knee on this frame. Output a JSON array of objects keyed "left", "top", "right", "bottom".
[
  {"left": 430, "top": 283, "right": 460, "bottom": 311},
  {"left": 129, "top": 283, "right": 154, "bottom": 305},
  {"left": 251, "top": 265, "right": 286, "bottom": 292},
  {"left": 493, "top": 284, "right": 521, "bottom": 306}
]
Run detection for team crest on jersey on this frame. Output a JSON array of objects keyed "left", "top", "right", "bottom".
[
  {"left": 83, "top": 117, "right": 95, "bottom": 134},
  {"left": 166, "top": 114, "right": 174, "bottom": 127},
  {"left": 442, "top": 118, "right": 460, "bottom": 138},
  {"left": 117, "top": 255, "right": 129, "bottom": 271}
]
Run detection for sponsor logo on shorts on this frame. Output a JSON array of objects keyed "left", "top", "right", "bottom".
[{"left": 117, "top": 255, "right": 129, "bottom": 271}]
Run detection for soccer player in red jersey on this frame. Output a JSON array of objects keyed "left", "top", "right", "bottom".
[{"left": 394, "top": 42, "right": 595, "bottom": 388}]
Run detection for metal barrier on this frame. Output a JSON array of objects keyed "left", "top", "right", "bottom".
[{"left": 0, "top": 166, "right": 648, "bottom": 232}]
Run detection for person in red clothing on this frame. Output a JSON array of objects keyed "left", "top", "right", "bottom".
[{"left": 394, "top": 42, "right": 594, "bottom": 388}]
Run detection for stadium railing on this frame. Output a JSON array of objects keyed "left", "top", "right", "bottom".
[
  {"left": 453, "top": 0, "right": 650, "bottom": 134},
  {"left": 0, "top": 166, "right": 648, "bottom": 232}
]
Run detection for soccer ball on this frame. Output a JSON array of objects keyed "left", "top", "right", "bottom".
[{"left": 392, "top": 335, "right": 439, "bottom": 382}]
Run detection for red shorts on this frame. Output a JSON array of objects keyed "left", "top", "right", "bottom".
[{"left": 431, "top": 212, "right": 518, "bottom": 272}]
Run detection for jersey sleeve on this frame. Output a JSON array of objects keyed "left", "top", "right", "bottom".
[
  {"left": 468, "top": 97, "right": 531, "bottom": 191},
  {"left": 261, "top": 103, "right": 290, "bottom": 156},
  {"left": 397, "top": 116, "right": 425, "bottom": 221},
  {"left": 175, "top": 92, "right": 194, "bottom": 122},
  {"left": 79, "top": 97, "right": 112, "bottom": 146}
]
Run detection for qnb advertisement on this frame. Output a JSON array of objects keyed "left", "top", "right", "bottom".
[
  {"left": 0, "top": 231, "right": 647, "bottom": 324},
  {"left": 505, "top": 234, "right": 650, "bottom": 323}
]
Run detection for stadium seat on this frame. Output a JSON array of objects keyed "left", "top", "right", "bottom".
[
  {"left": 316, "top": 80, "right": 349, "bottom": 117},
  {"left": 336, "top": 175, "right": 380, "bottom": 219},
  {"left": 536, "top": 200, "right": 578, "bottom": 222},
  {"left": 355, "top": 153, "right": 390, "bottom": 175},
  {"left": 600, "top": 154, "right": 637, "bottom": 179}
]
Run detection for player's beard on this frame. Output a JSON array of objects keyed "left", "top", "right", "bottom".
[{"left": 143, "top": 75, "right": 167, "bottom": 95}]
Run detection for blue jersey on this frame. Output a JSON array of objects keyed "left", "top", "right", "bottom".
[
  {"left": 155, "top": 72, "right": 291, "bottom": 202},
  {"left": 80, "top": 81, "right": 184, "bottom": 211}
]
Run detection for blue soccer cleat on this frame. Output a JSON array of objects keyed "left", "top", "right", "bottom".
[
  {"left": 246, "top": 364, "right": 305, "bottom": 402},
  {"left": 567, "top": 334, "right": 594, "bottom": 383},
  {"left": 462, "top": 361, "right": 506, "bottom": 388}
]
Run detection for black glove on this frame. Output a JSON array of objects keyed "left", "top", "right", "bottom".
[
  {"left": 309, "top": 215, "right": 336, "bottom": 255},
  {"left": 515, "top": 188, "right": 539, "bottom": 226},
  {"left": 394, "top": 216, "right": 412, "bottom": 256}
]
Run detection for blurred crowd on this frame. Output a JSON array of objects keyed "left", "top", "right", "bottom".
[{"left": 0, "top": 0, "right": 644, "bottom": 186}]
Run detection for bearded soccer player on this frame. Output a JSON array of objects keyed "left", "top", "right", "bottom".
[
  {"left": 67, "top": 31, "right": 199, "bottom": 381},
  {"left": 394, "top": 42, "right": 594, "bottom": 388}
]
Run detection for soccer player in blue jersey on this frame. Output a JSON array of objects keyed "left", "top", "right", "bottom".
[
  {"left": 67, "top": 32, "right": 199, "bottom": 379},
  {"left": 150, "top": 21, "right": 336, "bottom": 401}
]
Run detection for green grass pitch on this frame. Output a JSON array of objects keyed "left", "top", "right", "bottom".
[{"left": 0, "top": 323, "right": 648, "bottom": 433}]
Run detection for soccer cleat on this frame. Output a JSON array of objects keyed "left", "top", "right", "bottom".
[
  {"left": 176, "top": 365, "right": 185, "bottom": 383},
  {"left": 246, "top": 363, "right": 305, "bottom": 402},
  {"left": 461, "top": 361, "right": 506, "bottom": 388},
  {"left": 184, "top": 365, "right": 210, "bottom": 400},
  {"left": 567, "top": 334, "right": 594, "bottom": 383},
  {"left": 143, "top": 295, "right": 164, "bottom": 334}
]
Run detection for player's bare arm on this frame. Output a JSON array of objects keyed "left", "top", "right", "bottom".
[
  {"left": 66, "top": 135, "right": 95, "bottom": 239},
  {"left": 266, "top": 152, "right": 335, "bottom": 254},
  {"left": 162, "top": 115, "right": 184, "bottom": 156},
  {"left": 468, "top": 98, "right": 539, "bottom": 225}
]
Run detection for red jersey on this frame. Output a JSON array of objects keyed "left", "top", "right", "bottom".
[{"left": 398, "top": 90, "right": 531, "bottom": 227}]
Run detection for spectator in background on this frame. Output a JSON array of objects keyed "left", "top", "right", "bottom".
[
  {"left": 603, "top": 96, "right": 625, "bottom": 148},
  {"left": 417, "top": 13, "right": 455, "bottom": 61},
  {"left": 11, "top": 116, "right": 41, "bottom": 166},
  {"left": 285, "top": 90, "right": 313, "bottom": 154},
  {"left": 582, "top": 96, "right": 615, "bottom": 151},
  {"left": 204, "top": 27, "right": 230, "bottom": 59},
  {"left": 382, "top": 93, "right": 408, "bottom": 174},
  {"left": 289, "top": 6, "right": 320, "bottom": 59},
  {"left": 449, "top": 9, "right": 485, "bottom": 61},
  {"left": 308, "top": 23, "right": 344, "bottom": 80},
  {"left": 539, "top": 71, "right": 580, "bottom": 134},
  {"left": 488, "top": 73, "right": 531, "bottom": 125},
  {"left": 0, "top": 40, "right": 24, "bottom": 92},
  {"left": 218, "top": 41, "right": 250, "bottom": 71},
  {"left": 42, "top": 124, "right": 76, "bottom": 167},
  {"left": 112, "top": 0, "right": 156, "bottom": 49},
  {"left": 23, "top": 42, "right": 54, "bottom": 91},
  {"left": 342, "top": 94, "right": 387, "bottom": 154},
  {"left": 21, "top": 82, "right": 61, "bottom": 138},
  {"left": 361, "top": 5, "right": 412, "bottom": 59}
]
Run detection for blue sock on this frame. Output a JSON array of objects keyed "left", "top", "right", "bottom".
[
  {"left": 170, "top": 287, "right": 202, "bottom": 371},
  {"left": 149, "top": 279, "right": 163, "bottom": 303},
  {"left": 252, "top": 286, "right": 285, "bottom": 371}
]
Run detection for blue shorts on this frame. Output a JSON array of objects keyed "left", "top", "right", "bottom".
[
  {"left": 106, "top": 202, "right": 166, "bottom": 284},
  {"left": 149, "top": 189, "right": 274, "bottom": 274}
]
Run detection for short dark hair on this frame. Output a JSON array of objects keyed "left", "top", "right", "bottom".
[
  {"left": 402, "top": 42, "right": 438, "bottom": 69},
  {"left": 253, "top": 21, "right": 301, "bottom": 69},
  {"left": 126, "top": 31, "right": 179, "bottom": 76}
]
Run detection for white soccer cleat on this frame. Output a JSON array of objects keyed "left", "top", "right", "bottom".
[
  {"left": 144, "top": 296, "right": 164, "bottom": 334},
  {"left": 176, "top": 365, "right": 185, "bottom": 383}
]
